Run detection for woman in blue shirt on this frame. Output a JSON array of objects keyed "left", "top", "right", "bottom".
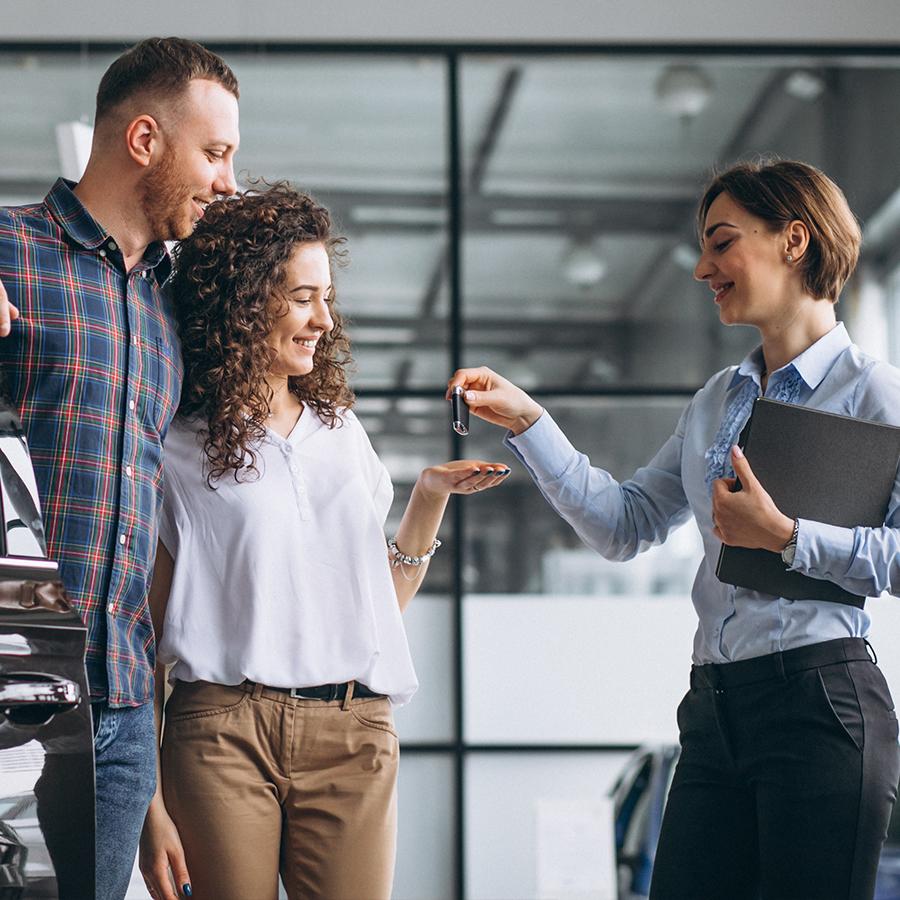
[{"left": 449, "top": 159, "right": 900, "bottom": 900}]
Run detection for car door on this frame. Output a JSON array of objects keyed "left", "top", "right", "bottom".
[{"left": 0, "top": 406, "right": 94, "bottom": 899}]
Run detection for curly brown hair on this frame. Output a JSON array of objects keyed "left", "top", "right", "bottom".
[{"left": 171, "top": 182, "right": 355, "bottom": 484}]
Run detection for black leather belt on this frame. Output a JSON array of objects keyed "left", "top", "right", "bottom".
[
  {"left": 691, "top": 637, "right": 874, "bottom": 691},
  {"left": 245, "top": 680, "right": 381, "bottom": 701}
]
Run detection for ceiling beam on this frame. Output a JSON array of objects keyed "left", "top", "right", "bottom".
[{"left": 468, "top": 65, "right": 523, "bottom": 194}]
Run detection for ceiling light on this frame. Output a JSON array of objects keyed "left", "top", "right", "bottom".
[
  {"left": 671, "top": 243, "right": 700, "bottom": 272},
  {"left": 784, "top": 70, "right": 825, "bottom": 101},
  {"left": 561, "top": 241, "right": 607, "bottom": 289},
  {"left": 589, "top": 357, "right": 618, "bottom": 382},
  {"left": 655, "top": 65, "right": 713, "bottom": 119}
]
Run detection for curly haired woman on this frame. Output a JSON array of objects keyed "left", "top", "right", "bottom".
[{"left": 137, "top": 184, "right": 510, "bottom": 900}]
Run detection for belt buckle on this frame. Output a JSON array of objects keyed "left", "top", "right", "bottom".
[{"left": 289, "top": 687, "right": 315, "bottom": 700}]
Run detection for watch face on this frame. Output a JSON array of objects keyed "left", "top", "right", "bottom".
[{"left": 782, "top": 542, "right": 797, "bottom": 567}]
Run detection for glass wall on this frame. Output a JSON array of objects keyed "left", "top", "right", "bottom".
[
  {"left": 455, "top": 52, "right": 900, "bottom": 900},
  {"left": 2, "top": 45, "right": 899, "bottom": 900}
]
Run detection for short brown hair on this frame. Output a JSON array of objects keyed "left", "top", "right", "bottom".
[
  {"left": 172, "top": 183, "right": 354, "bottom": 484},
  {"left": 697, "top": 159, "right": 861, "bottom": 302},
  {"left": 95, "top": 37, "right": 239, "bottom": 124}
]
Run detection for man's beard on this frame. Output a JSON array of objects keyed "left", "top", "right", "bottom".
[{"left": 139, "top": 146, "right": 196, "bottom": 242}]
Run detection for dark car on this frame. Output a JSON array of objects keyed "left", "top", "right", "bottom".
[
  {"left": 612, "top": 743, "right": 900, "bottom": 900},
  {"left": 0, "top": 407, "right": 94, "bottom": 899},
  {"left": 0, "top": 818, "right": 27, "bottom": 898},
  {"left": 612, "top": 744, "right": 679, "bottom": 899}
]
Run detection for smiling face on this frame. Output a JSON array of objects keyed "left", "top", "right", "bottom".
[
  {"left": 266, "top": 242, "right": 335, "bottom": 378},
  {"left": 139, "top": 78, "right": 240, "bottom": 241},
  {"left": 693, "top": 191, "right": 800, "bottom": 329}
]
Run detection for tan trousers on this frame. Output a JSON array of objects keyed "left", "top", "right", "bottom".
[{"left": 160, "top": 680, "right": 399, "bottom": 900}]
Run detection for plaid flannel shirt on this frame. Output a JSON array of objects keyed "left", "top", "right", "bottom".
[{"left": 0, "top": 178, "right": 182, "bottom": 706}]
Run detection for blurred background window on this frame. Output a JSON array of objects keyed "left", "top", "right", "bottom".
[{"left": 2, "top": 45, "right": 900, "bottom": 900}]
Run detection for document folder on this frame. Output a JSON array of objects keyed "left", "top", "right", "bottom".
[{"left": 715, "top": 398, "right": 900, "bottom": 607}]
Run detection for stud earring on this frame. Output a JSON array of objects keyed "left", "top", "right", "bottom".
[{"left": 786, "top": 253, "right": 794, "bottom": 263}]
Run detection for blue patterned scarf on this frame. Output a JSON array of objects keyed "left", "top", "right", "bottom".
[{"left": 704, "top": 367, "right": 803, "bottom": 493}]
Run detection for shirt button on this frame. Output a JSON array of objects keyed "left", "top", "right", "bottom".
[
  {"left": 118, "top": 534, "right": 126, "bottom": 545},
  {"left": 125, "top": 465, "right": 134, "bottom": 478},
  {"left": 98, "top": 249, "right": 106, "bottom": 258},
  {"left": 132, "top": 335, "right": 140, "bottom": 347},
  {"left": 108, "top": 241, "right": 118, "bottom": 252},
  {"left": 283, "top": 445, "right": 293, "bottom": 454},
  {"left": 140, "top": 270, "right": 148, "bottom": 279},
  {"left": 129, "top": 399, "right": 135, "bottom": 411}
]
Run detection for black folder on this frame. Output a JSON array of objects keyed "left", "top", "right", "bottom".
[{"left": 715, "top": 398, "right": 900, "bottom": 607}]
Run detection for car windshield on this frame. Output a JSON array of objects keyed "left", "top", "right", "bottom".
[{"left": 0, "top": 795, "right": 24, "bottom": 818}]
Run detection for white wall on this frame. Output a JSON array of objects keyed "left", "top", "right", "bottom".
[{"left": 3, "top": 0, "right": 900, "bottom": 43}]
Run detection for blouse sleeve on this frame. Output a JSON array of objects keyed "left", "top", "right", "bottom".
[
  {"left": 347, "top": 410, "right": 394, "bottom": 525},
  {"left": 790, "top": 361, "right": 900, "bottom": 598},
  {"left": 505, "top": 401, "right": 695, "bottom": 561}
]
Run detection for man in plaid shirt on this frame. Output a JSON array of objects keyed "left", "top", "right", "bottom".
[{"left": 0, "top": 38, "right": 239, "bottom": 899}]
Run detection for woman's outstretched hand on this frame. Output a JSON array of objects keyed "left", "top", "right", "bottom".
[
  {"left": 447, "top": 367, "right": 543, "bottom": 435},
  {"left": 418, "top": 459, "right": 511, "bottom": 499}
]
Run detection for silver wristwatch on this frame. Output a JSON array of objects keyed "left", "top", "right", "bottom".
[{"left": 781, "top": 518, "right": 800, "bottom": 567}]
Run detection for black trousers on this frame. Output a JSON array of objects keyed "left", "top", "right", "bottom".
[{"left": 650, "top": 638, "right": 900, "bottom": 900}]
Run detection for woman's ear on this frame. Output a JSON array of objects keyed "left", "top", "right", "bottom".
[{"left": 784, "top": 219, "right": 810, "bottom": 263}]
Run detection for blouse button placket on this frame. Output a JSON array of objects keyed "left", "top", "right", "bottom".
[{"left": 282, "top": 442, "right": 312, "bottom": 520}]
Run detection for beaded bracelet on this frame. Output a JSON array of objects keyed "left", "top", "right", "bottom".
[
  {"left": 388, "top": 537, "right": 441, "bottom": 567},
  {"left": 388, "top": 538, "right": 442, "bottom": 582}
]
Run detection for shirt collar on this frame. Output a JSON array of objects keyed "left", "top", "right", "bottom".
[
  {"left": 728, "top": 322, "right": 851, "bottom": 391},
  {"left": 44, "top": 178, "right": 171, "bottom": 278}
]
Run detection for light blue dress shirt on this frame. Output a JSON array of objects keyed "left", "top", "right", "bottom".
[{"left": 505, "top": 323, "right": 900, "bottom": 664}]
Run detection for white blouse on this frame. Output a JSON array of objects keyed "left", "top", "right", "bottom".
[{"left": 156, "top": 408, "right": 418, "bottom": 706}]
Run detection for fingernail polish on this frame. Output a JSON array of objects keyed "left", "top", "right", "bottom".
[
  {"left": 484, "top": 468, "right": 494, "bottom": 475},
  {"left": 472, "top": 468, "right": 480, "bottom": 475},
  {"left": 183, "top": 885, "right": 193, "bottom": 897}
]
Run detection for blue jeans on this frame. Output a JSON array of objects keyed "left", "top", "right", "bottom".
[{"left": 93, "top": 701, "right": 157, "bottom": 900}]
